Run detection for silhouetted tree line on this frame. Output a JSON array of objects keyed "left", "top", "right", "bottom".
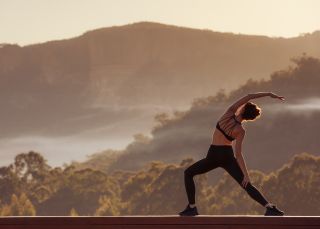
[{"left": 0, "top": 150, "right": 319, "bottom": 216}]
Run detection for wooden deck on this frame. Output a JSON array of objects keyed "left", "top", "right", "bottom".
[{"left": 0, "top": 215, "right": 319, "bottom": 229}]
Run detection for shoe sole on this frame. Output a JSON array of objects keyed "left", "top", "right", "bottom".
[
  {"left": 264, "top": 213, "right": 284, "bottom": 216},
  {"left": 179, "top": 212, "right": 199, "bottom": 216}
]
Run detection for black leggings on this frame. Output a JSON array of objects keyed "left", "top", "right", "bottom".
[{"left": 184, "top": 144, "right": 268, "bottom": 206}]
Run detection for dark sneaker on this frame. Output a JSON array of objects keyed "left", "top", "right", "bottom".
[
  {"left": 179, "top": 204, "right": 199, "bottom": 216},
  {"left": 264, "top": 204, "right": 284, "bottom": 216}
]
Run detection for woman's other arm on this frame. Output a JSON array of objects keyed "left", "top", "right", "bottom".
[{"left": 234, "top": 129, "right": 250, "bottom": 188}]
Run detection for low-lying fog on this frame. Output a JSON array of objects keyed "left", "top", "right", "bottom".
[
  {"left": 2, "top": 97, "right": 320, "bottom": 167},
  {"left": 0, "top": 104, "right": 190, "bottom": 167}
]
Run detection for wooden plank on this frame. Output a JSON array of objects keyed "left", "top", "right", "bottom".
[{"left": 0, "top": 216, "right": 319, "bottom": 229}]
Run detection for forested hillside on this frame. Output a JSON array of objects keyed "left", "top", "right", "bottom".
[
  {"left": 76, "top": 56, "right": 320, "bottom": 174},
  {"left": 1, "top": 22, "right": 319, "bottom": 139}
]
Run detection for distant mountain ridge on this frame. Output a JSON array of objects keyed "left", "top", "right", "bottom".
[{"left": 0, "top": 22, "right": 319, "bottom": 138}]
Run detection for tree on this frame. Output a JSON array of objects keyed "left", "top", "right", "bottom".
[{"left": 1, "top": 193, "right": 36, "bottom": 216}]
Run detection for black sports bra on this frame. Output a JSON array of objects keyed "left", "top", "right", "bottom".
[{"left": 216, "top": 114, "right": 241, "bottom": 141}]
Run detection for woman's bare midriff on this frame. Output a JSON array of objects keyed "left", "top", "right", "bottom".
[{"left": 211, "top": 128, "right": 233, "bottom": 146}]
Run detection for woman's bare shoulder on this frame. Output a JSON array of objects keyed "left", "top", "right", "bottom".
[{"left": 218, "top": 108, "right": 235, "bottom": 121}]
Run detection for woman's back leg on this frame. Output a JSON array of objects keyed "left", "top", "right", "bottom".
[{"left": 184, "top": 157, "right": 219, "bottom": 204}]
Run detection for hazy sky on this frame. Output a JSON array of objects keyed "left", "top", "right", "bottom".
[{"left": 1, "top": 0, "right": 320, "bottom": 46}]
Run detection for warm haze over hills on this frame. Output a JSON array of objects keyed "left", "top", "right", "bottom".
[
  {"left": 73, "top": 56, "right": 320, "bottom": 178},
  {"left": 0, "top": 22, "right": 320, "bottom": 166}
]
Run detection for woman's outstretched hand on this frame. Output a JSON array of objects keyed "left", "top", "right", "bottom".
[
  {"left": 241, "top": 174, "right": 251, "bottom": 188},
  {"left": 269, "top": 92, "right": 285, "bottom": 101}
]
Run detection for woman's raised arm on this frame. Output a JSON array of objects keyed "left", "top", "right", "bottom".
[{"left": 227, "top": 92, "right": 284, "bottom": 112}]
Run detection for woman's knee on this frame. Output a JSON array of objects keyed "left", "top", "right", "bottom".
[{"left": 184, "top": 166, "right": 195, "bottom": 177}]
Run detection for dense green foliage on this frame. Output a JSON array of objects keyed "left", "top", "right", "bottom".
[{"left": 0, "top": 151, "right": 319, "bottom": 215}]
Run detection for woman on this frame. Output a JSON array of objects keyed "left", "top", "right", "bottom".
[{"left": 179, "top": 92, "right": 285, "bottom": 216}]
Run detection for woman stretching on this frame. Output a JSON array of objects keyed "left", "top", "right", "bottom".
[{"left": 179, "top": 92, "right": 285, "bottom": 216}]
